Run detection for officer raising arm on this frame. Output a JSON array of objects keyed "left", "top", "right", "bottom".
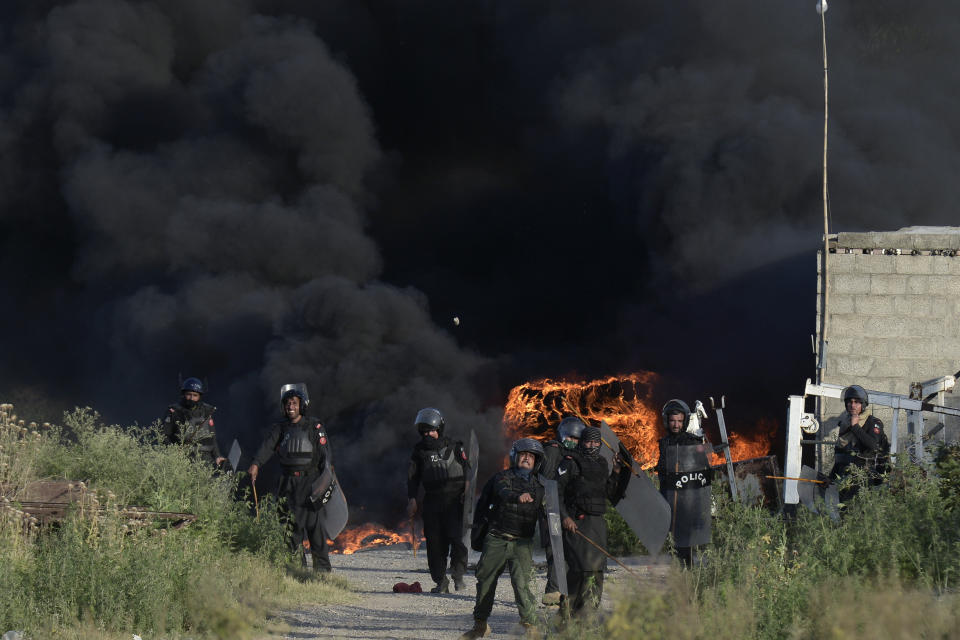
[
  {"left": 248, "top": 383, "right": 334, "bottom": 573},
  {"left": 460, "top": 438, "right": 546, "bottom": 640},
  {"left": 162, "top": 376, "right": 225, "bottom": 467},
  {"left": 406, "top": 407, "right": 470, "bottom": 594}
]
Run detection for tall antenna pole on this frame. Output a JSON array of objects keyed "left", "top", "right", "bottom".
[{"left": 817, "top": 0, "right": 830, "bottom": 388}]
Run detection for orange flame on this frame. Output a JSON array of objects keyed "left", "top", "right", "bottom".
[
  {"left": 331, "top": 523, "right": 422, "bottom": 555},
  {"left": 503, "top": 373, "right": 775, "bottom": 468}
]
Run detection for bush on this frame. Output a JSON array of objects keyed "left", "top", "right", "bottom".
[
  {"left": 598, "top": 462, "right": 960, "bottom": 640},
  {"left": 0, "top": 403, "right": 346, "bottom": 638}
]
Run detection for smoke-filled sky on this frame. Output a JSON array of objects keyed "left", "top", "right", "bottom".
[{"left": 1, "top": 1, "right": 958, "bottom": 519}]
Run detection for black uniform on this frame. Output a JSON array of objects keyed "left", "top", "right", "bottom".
[
  {"left": 557, "top": 448, "right": 627, "bottom": 613},
  {"left": 539, "top": 439, "right": 565, "bottom": 596},
  {"left": 408, "top": 435, "right": 469, "bottom": 587},
  {"left": 251, "top": 415, "right": 334, "bottom": 572},
  {"left": 162, "top": 401, "right": 222, "bottom": 466},
  {"left": 657, "top": 431, "right": 710, "bottom": 564},
  {"left": 830, "top": 414, "right": 890, "bottom": 496}
]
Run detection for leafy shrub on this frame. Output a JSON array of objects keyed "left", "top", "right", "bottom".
[{"left": 0, "top": 403, "right": 346, "bottom": 638}]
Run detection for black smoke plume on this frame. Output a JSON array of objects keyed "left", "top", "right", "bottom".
[{"left": 1, "top": 1, "right": 958, "bottom": 520}]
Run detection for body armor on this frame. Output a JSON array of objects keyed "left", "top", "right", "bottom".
[
  {"left": 488, "top": 470, "right": 542, "bottom": 538},
  {"left": 562, "top": 451, "right": 609, "bottom": 517},
  {"left": 263, "top": 418, "right": 328, "bottom": 472},
  {"left": 418, "top": 441, "right": 465, "bottom": 490},
  {"left": 165, "top": 402, "right": 218, "bottom": 455}
]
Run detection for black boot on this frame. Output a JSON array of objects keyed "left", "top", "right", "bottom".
[{"left": 430, "top": 577, "right": 450, "bottom": 593}]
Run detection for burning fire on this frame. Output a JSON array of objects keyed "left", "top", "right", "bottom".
[
  {"left": 331, "top": 522, "right": 422, "bottom": 555},
  {"left": 503, "top": 373, "right": 774, "bottom": 468}
]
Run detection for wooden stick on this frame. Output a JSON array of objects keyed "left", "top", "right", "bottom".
[
  {"left": 574, "top": 529, "right": 642, "bottom": 579},
  {"left": 252, "top": 483, "right": 260, "bottom": 520},
  {"left": 765, "top": 475, "right": 826, "bottom": 484}
]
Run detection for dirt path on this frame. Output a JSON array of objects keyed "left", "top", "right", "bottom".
[{"left": 259, "top": 546, "right": 673, "bottom": 640}]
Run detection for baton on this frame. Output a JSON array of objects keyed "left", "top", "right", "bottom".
[
  {"left": 252, "top": 482, "right": 260, "bottom": 520},
  {"left": 573, "top": 529, "right": 642, "bottom": 579},
  {"left": 765, "top": 475, "right": 827, "bottom": 484}
]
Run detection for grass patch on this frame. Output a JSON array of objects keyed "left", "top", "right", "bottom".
[{"left": 0, "top": 403, "right": 352, "bottom": 638}]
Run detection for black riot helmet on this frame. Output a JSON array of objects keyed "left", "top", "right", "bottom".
[
  {"left": 279, "top": 383, "right": 309, "bottom": 416},
  {"left": 661, "top": 399, "right": 691, "bottom": 429},
  {"left": 842, "top": 385, "right": 869, "bottom": 409},
  {"left": 414, "top": 407, "right": 445, "bottom": 436},
  {"left": 180, "top": 376, "right": 205, "bottom": 395},
  {"left": 557, "top": 416, "right": 586, "bottom": 443},
  {"left": 509, "top": 437, "right": 545, "bottom": 473}
]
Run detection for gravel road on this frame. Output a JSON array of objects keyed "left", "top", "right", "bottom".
[{"left": 260, "top": 546, "right": 673, "bottom": 640}]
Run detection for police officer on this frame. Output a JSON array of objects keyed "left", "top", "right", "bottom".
[
  {"left": 540, "top": 416, "right": 584, "bottom": 606},
  {"left": 248, "top": 384, "right": 334, "bottom": 573},
  {"left": 406, "top": 407, "right": 470, "bottom": 593},
  {"left": 162, "top": 377, "right": 225, "bottom": 467},
  {"left": 460, "top": 438, "right": 545, "bottom": 640},
  {"left": 557, "top": 425, "right": 630, "bottom": 615},
  {"left": 656, "top": 399, "right": 711, "bottom": 566},
  {"left": 829, "top": 384, "right": 890, "bottom": 497}
]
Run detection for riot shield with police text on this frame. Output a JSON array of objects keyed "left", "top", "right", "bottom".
[
  {"left": 541, "top": 478, "right": 568, "bottom": 597},
  {"left": 598, "top": 421, "right": 672, "bottom": 554},
  {"left": 659, "top": 442, "right": 712, "bottom": 547},
  {"left": 312, "top": 465, "right": 349, "bottom": 540},
  {"left": 461, "top": 430, "right": 479, "bottom": 548}
]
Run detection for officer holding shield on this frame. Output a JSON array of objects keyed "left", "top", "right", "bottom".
[
  {"left": 656, "top": 399, "right": 712, "bottom": 566},
  {"left": 557, "top": 425, "right": 631, "bottom": 615},
  {"left": 248, "top": 384, "right": 334, "bottom": 573},
  {"left": 539, "top": 416, "right": 584, "bottom": 605}
]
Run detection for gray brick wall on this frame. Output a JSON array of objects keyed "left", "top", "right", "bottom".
[{"left": 815, "top": 228, "right": 960, "bottom": 462}]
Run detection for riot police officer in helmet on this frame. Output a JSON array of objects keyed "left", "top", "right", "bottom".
[
  {"left": 407, "top": 407, "right": 470, "bottom": 594},
  {"left": 657, "top": 399, "right": 712, "bottom": 567},
  {"left": 460, "top": 438, "right": 545, "bottom": 639},
  {"left": 539, "top": 415, "right": 584, "bottom": 606},
  {"left": 829, "top": 384, "right": 890, "bottom": 498},
  {"left": 162, "top": 376, "right": 225, "bottom": 467},
  {"left": 248, "top": 384, "right": 335, "bottom": 573}
]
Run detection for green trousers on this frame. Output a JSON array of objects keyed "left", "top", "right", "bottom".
[{"left": 473, "top": 533, "right": 537, "bottom": 625}]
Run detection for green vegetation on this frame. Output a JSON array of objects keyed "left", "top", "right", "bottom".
[
  {"left": 0, "top": 403, "right": 352, "bottom": 639},
  {"left": 574, "top": 459, "right": 960, "bottom": 640}
]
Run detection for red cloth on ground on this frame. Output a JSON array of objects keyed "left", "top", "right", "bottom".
[{"left": 392, "top": 581, "right": 423, "bottom": 593}]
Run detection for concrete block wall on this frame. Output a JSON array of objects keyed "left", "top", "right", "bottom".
[{"left": 815, "top": 228, "right": 960, "bottom": 463}]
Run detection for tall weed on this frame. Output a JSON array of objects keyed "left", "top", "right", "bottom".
[{"left": 0, "top": 403, "right": 344, "bottom": 638}]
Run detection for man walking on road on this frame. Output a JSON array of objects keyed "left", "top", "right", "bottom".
[
  {"left": 460, "top": 437, "right": 545, "bottom": 640},
  {"left": 406, "top": 407, "right": 470, "bottom": 593}
]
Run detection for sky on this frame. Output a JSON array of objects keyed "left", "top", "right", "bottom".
[{"left": 1, "top": 0, "right": 959, "bottom": 519}]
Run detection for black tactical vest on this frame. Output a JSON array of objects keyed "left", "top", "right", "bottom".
[
  {"left": 565, "top": 452, "right": 609, "bottom": 516},
  {"left": 274, "top": 419, "right": 324, "bottom": 470},
  {"left": 489, "top": 470, "right": 541, "bottom": 538},
  {"left": 417, "top": 440, "right": 465, "bottom": 491},
  {"left": 167, "top": 403, "right": 217, "bottom": 453}
]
